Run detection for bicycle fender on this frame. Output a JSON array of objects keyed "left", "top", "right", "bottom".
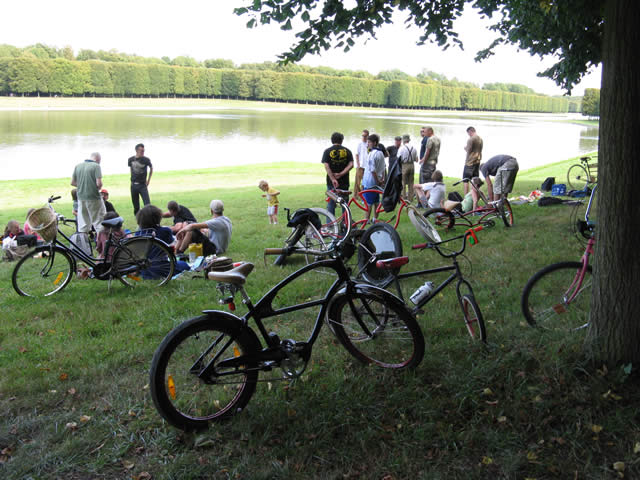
[
  {"left": 200, "top": 310, "right": 262, "bottom": 350},
  {"left": 326, "top": 282, "right": 409, "bottom": 322}
]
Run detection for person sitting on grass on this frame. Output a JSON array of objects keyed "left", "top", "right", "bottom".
[
  {"left": 162, "top": 200, "right": 197, "bottom": 234},
  {"left": 413, "top": 170, "right": 446, "bottom": 210},
  {"left": 24, "top": 208, "right": 43, "bottom": 244},
  {"left": 100, "top": 189, "right": 118, "bottom": 215},
  {"left": 175, "top": 199, "right": 232, "bottom": 256},
  {"left": 95, "top": 211, "right": 126, "bottom": 259},
  {"left": 135, "top": 205, "right": 189, "bottom": 274}
]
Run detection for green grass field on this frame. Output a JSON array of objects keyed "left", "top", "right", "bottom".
[{"left": 4, "top": 154, "right": 639, "bottom": 480}]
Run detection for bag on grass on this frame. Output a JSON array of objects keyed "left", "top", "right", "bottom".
[
  {"left": 541, "top": 177, "right": 555, "bottom": 191},
  {"left": 538, "top": 197, "right": 565, "bottom": 206},
  {"left": 551, "top": 184, "right": 566, "bottom": 196},
  {"left": 448, "top": 191, "right": 464, "bottom": 202}
]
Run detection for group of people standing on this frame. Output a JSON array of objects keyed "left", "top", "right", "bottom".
[{"left": 322, "top": 125, "right": 519, "bottom": 219}]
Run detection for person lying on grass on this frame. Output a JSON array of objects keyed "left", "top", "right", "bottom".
[{"left": 175, "top": 199, "right": 232, "bottom": 256}]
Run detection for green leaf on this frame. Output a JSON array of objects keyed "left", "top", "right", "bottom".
[
  {"left": 301, "top": 11, "right": 310, "bottom": 22},
  {"left": 246, "top": 18, "right": 257, "bottom": 29}
]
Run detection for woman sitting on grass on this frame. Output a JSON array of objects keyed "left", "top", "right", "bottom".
[
  {"left": 95, "top": 211, "right": 126, "bottom": 258},
  {"left": 135, "top": 205, "right": 189, "bottom": 274}
]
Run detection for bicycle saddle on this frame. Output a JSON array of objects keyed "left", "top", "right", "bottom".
[
  {"left": 101, "top": 216, "right": 124, "bottom": 228},
  {"left": 208, "top": 262, "right": 254, "bottom": 285}
]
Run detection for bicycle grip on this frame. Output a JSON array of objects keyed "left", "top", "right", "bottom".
[
  {"left": 264, "top": 248, "right": 285, "bottom": 255},
  {"left": 412, "top": 243, "right": 427, "bottom": 250},
  {"left": 472, "top": 225, "right": 483, "bottom": 233},
  {"left": 50, "top": 195, "right": 61, "bottom": 202}
]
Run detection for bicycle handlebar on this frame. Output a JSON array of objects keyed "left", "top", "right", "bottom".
[
  {"left": 48, "top": 195, "right": 61, "bottom": 203},
  {"left": 412, "top": 225, "right": 484, "bottom": 256}
]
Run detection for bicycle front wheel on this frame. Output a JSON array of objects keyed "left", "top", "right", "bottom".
[
  {"left": 12, "top": 246, "right": 74, "bottom": 297},
  {"left": 459, "top": 294, "right": 487, "bottom": 342},
  {"left": 521, "top": 261, "right": 593, "bottom": 330},
  {"left": 329, "top": 292, "right": 424, "bottom": 369},
  {"left": 567, "top": 164, "right": 589, "bottom": 190},
  {"left": 150, "top": 314, "right": 260, "bottom": 431},
  {"left": 113, "top": 237, "right": 175, "bottom": 287},
  {"left": 303, "top": 207, "right": 338, "bottom": 264}
]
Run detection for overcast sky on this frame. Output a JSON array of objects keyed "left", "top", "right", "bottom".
[{"left": 1, "top": 0, "right": 601, "bottom": 96}]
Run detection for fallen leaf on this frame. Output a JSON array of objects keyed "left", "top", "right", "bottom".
[
  {"left": 59, "top": 373, "right": 68, "bottom": 381},
  {"left": 79, "top": 415, "right": 91, "bottom": 422},
  {"left": 128, "top": 410, "right": 137, "bottom": 417},
  {"left": 18, "top": 346, "right": 27, "bottom": 353},
  {"left": 1, "top": 447, "right": 13, "bottom": 456},
  {"left": 613, "top": 461, "right": 625, "bottom": 472},
  {"left": 67, "top": 388, "right": 77, "bottom": 395},
  {"left": 481, "top": 456, "right": 493, "bottom": 465},
  {"left": 482, "top": 388, "right": 493, "bottom": 396},
  {"left": 66, "top": 422, "right": 78, "bottom": 431},
  {"left": 122, "top": 460, "right": 135, "bottom": 470},
  {"left": 634, "top": 442, "right": 640, "bottom": 454},
  {"left": 497, "top": 416, "right": 507, "bottom": 423},
  {"left": 527, "top": 451, "right": 538, "bottom": 461},
  {"left": 591, "top": 424, "right": 603, "bottom": 433}
]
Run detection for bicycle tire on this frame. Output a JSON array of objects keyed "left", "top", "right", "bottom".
[
  {"left": 328, "top": 289, "right": 424, "bottom": 369},
  {"left": 113, "top": 237, "right": 175, "bottom": 287},
  {"left": 521, "top": 261, "right": 593, "bottom": 330},
  {"left": 407, "top": 205, "right": 442, "bottom": 243},
  {"left": 150, "top": 314, "right": 261, "bottom": 431},
  {"left": 422, "top": 207, "right": 456, "bottom": 230},
  {"left": 567, "top": 164, "right": 589, "bottom": 191},
  {"left": 357, "top": 223, "right": 403, "bottom": 286},
  {"left": 499, "top": 199, "right": 514, "bottom": 227},
  {"left": 274, "top": 225, "right": 305, "bottom": 266},
  {"left": 303, "top": 207, "right": 339, "bottom": 264},
  {"left": 12, "top": 246, "right": 75, "bottom": 297},
  {"left": 459, "top": 294, "right": 487, "bottom": 342}
]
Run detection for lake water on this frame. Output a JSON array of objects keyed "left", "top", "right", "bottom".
[{"left": 0, "top": 105, "right": 598, "bottom": 181}]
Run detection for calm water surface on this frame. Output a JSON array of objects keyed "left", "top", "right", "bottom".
[{"left": 0, "top": 106, "right": 598, "bottom": 181}]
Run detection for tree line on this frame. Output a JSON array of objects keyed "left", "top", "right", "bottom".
[{"left": 0, "top": 56, "right": 568, "bottom": 112}]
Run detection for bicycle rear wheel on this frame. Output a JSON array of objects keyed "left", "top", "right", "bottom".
[
  {"left": 499, "top": 199, "right": 514, "bottom": 227},
  {"left": 113, "top": 237, "right": 175, "bottom": 287},
  {"left": 567, "top": 164, "right": 589, "bottom": 191},
  {"left": 12, "top": 246, "right": 74, "bottom": 297},
  {"left": 521, "top": 261, "right": 593, "bottom": 330},
  {"left": 328, "top": 291, "right": 424, "bottom": 369},
  {"left": 357, "top": 223, "right": 403, "bottom": 286},
  {"left": 150, "top": 314, "right": 260, "bottom": 431}
]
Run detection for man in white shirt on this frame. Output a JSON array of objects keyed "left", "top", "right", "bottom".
[
  {"left": 354, "top": 129, "right": 369, "bottom": 197},
  {"left": 414, "top": 170, "right": 446, "bottom": 209},
  {"left": 397, "top": 134, "right": 418, "bottom": 201},
  {"left": 362, "top": 134, "right": 386, "bottom": 223}
]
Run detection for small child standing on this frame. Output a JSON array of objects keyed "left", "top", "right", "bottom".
[{"left": 258, "top": 180, "right": 280, "bottom": 224}]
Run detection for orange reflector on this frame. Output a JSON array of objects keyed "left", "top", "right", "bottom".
[
  {"left": 53, "top": 272, "right": 64, "bottom": 285},
  {"left": 234, "top": 346, "right": 240, "bottom": 357},
  {"left": 127, "top": 274, "right": 142, "bottom": 282},
  {"left": 167, "top": 375, "right": 176, "bottom": 399}
]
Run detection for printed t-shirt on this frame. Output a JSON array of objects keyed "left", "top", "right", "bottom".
[
  {"left": 322, "top": 145, "right": 354, "bottom": 190},
  {"left": 128, "top": 156, "right": 153, "bottom": 184}
]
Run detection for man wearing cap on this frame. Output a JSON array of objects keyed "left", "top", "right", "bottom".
[
  {"left": 175, "top": 199, "right": 232, "bottom": 256},
  {"left": 398, "top": 134, "right": 418, "bottom": 201},
  {"left": 71, "top": 152, "right": 105, "bottom": 234},
  {"left": 100, "top": 189, "right": 117, "bottom": 215}
]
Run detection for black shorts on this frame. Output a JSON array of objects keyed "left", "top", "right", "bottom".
[
  {"left": 462, "top": 164, "right": 479, "bottom": 181},
  {"left": 190, "top": 229, "right": 217, "bottom": 256}
]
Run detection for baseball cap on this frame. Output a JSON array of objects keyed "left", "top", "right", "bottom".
[{"left": 100, "top": 188, "right": 109, "bottom": 194}]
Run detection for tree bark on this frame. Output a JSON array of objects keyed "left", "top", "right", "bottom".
[{"left": 586, "top": 0, "right": 640, "bottom": 364}]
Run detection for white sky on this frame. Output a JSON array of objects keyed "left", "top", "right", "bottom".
[{"left": 1, "top": 0, "right": 601, "bottom": 96}]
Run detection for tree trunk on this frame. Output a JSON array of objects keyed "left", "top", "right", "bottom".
[{"left": 586, "top": 0, "right": 640, "bottom": 364}]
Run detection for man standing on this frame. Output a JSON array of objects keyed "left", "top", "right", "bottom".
[
  {"left": 480, "top": 154, "right": 519, "bottom": 201},
  {"left": 386, "top": 136, "right": 402, "bottom": 175},
  {"left": 71, "top": 152, "right": 105, "bottom": 234},
  {"left": 362, "top": 134, "right": 386, "bottom": 223},
  {"left": 322, "top": 132, "right": 354, "bottom": 215},
  {"left": 463, "top": 126, "right": 483, "bottom": 194},
  {"left": 419, "top": 126, "right": 440, "bottom": 183},
  {"left": 397, "top": 134, "right": 418, "bottom": 201},
  {"left": 353, "top": 129, "right": 369, "bottom": 197},
  {"left": 128, "top": 143, "right": 153, "bottom": 215}
]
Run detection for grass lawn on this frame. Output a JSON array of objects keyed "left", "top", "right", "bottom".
[{"left": 4, "top": 153, "right": 639, "bottom": 480}]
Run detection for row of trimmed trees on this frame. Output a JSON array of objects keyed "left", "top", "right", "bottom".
[{"left": 0, "top": 57, "right": 568, "bottom": 112}]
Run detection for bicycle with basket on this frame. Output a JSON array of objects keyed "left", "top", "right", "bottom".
[{"left": 12, "top": 195, "right": 176, "bottom": 297}]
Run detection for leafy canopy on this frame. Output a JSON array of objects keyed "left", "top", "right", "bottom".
[{"left": 235, "top": 0, "right": 604, "bottom": 92}]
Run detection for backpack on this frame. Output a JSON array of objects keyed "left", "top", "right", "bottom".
[
  {"left": 541, "top": 177, "right": 555, "bottom": 191},
  {"left": 551, "top": 184, "right": 566, "bottom": 196},
  {"left": 538, "top": 197, "right": 565, "bottom": 206},
  {"left": 287, "top": 208, "right": 321, "bottom": 230},
  {"left": 448, "top": 192, "right": 463, "bottom": 202}
]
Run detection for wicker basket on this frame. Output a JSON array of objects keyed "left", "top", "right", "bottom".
[{"left": 27, "top": 207, "right": 58, "bottom": 242}]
